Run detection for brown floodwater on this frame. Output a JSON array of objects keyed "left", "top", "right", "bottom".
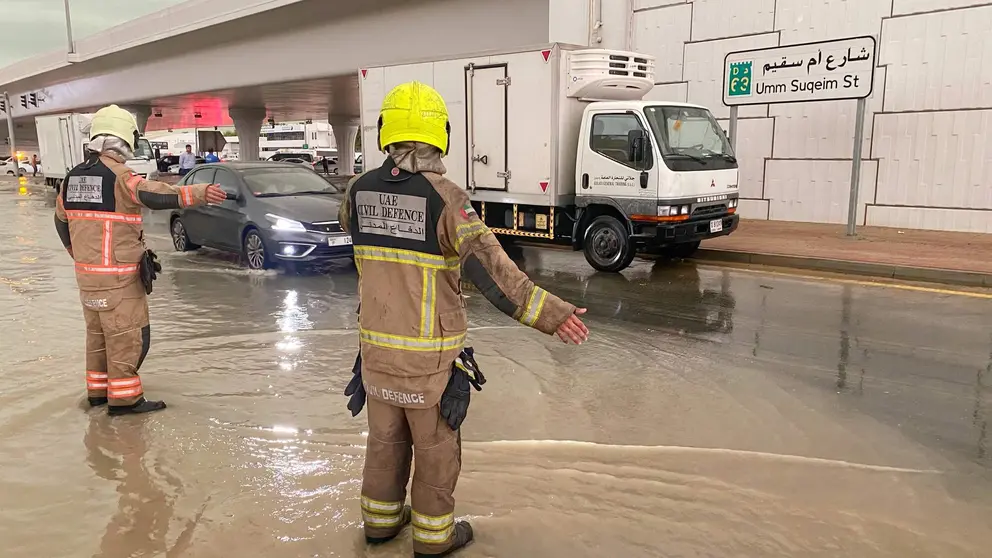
[{"left": 1, "top": 183, "right": 991, "bottom": 557}]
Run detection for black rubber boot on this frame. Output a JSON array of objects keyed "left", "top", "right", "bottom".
[
  {"left": 366, "top": 505, "right": 412, "bottom": 544},
  {"left": 414, "top": 521, "right": 474, "bottom": 558},
  {"left": 108, "top": 397, "right": 167, "bottom": 416},
  {"left": 88, "top": 397, "right": 108, "bottom": 407}
]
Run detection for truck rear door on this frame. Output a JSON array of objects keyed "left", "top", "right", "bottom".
[{"left": 466, "top": 63, "right": 509, "bottom": 191}]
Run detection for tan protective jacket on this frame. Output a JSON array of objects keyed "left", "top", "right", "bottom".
[
  {"left": 55, "top": 154, "right": 212, "bottom": 291},
  {"left": 340, "top": 144, "right": 575, "bottom": 409}
]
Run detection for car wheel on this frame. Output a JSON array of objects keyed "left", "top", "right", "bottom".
[
  {"left": 5, "top": 171, "right": 13, "bottom": 176},
  {"left": 243, "top": 229, "right": 270, "bottom": 270},
  {"left": 583, "top": 215, "right": 636, "bottom": 273},
  {"left": 170, "top": 217, "right": 200, "bottom": 251}
]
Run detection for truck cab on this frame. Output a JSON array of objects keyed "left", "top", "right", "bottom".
[{"left": 575, "top": 100, "right": 739, "bottom": 271}]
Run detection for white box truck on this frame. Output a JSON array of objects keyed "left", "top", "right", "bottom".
[
  {"left": 36, "top": 112, "right": 159, "bottom": 189},
  {"left": 359, "top": 43, "right": 740, "bottom": 272}
]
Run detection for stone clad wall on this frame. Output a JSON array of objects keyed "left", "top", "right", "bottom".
[{"left": 595, "top": 0, "right": 992, "bottom": 233}]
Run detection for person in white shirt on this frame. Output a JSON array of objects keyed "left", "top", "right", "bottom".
[{"left": 178, "top": 145, "right": 197, "bottom": 176}]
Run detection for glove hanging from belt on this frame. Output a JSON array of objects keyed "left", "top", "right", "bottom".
[
  {"left": 440, "top": 346, "right": 486, "bottom": 431},
  {"left": 344, "top": 351, "right": 366, "bottom": 417},
  {"left": 139, "top": 249, "right": 161, "bottom": 295}
]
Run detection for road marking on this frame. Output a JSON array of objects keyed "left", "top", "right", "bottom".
[{"left": 708, "top": 265, "right": 992, "bottom": 299}]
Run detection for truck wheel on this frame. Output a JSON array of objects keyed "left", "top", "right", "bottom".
[{"left": 583, "top": 215, "right": 635, "bottom": 272}]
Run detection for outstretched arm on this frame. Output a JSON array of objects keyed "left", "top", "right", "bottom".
[
  {"left": 118, "top": 174, "right": 226, "bottom": 210},
  {"left": 436, "top": 185, "right": 588, "bottom": 344}
]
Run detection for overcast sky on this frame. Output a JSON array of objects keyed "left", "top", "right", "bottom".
[{"left": 0, "top": 0, "right": 185, "bottom": 68}]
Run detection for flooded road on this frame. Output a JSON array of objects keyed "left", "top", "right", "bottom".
[{"left": 2, "top": 184, "right": 992, "bottom": 557}]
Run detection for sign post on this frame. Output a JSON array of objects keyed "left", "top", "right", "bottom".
[
  {"left": 847, "top": 97, "right": 867, "bottom": 236},
  {"left": 722, "top": 36, "right": 876, "bottom": 235}
]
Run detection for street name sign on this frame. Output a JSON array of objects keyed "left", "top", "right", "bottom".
[{"left": 723, "top": 36, "right": 876, "bottom": 106}]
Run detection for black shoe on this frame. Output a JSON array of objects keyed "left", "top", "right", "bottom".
[
  {"left": 108, "top": 398, "right": 167, "bottom": 416},
  {"left": 88, "top": 397, "right": 108, "bottom": 407},
  {"left": 366, "top": 505, "right": 412, "bottom": 544},
  {"left": 414, "top": 521, "right": 473, "bottom": 557}
]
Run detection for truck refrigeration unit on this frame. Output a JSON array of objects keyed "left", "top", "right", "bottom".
[
  {"left": 359, "top": 43, "right": 740, "bottom": 272},
  {"left": 35, "top": 112, "right": 159, "bottom": 190}
]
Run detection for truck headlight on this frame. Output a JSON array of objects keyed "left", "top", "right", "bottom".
[
  {"left": 266, "top": 214, "right": 306, "bottom": 231},
  {"left": 658, "top": 205, "right": 691, "bottom": 217},
  {"left": 729, "top": 199, "right": 738, "bottom": 208}
]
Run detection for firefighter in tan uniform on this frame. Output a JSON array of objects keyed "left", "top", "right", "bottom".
[
  {"left": 339, "top": 82, "right": 589, "bottom": 556},
  {"left": 53, "top": 105, "right": 226, "bottom": 415}
]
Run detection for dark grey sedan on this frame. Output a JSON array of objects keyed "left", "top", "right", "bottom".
[{"left": 169, "top": 162, "right": 352, "bottom": 269}]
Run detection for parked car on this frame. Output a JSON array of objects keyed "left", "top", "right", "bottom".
[
  {"left": 169, "top": 162, "right": 351, "bottom": 269},
  {"left": 313, "top": 153, "right": 363, "bottom": 175},
  {"left": 267, "top": 152, "right": 315, "bottom": 163},
  {"left": 157, "top": 155, "right": 179, "bottom": 173},
  {"left": 166, "top": 156, "right": 206, "bottom": 174},
  {"left": 2, "top": 157, "right": 39, "bottom": 176}
]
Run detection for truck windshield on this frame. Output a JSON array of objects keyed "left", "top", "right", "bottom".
[
  {"left": 132, "top": 139, "right": 154, "bottom": 160},
  {"left": 643, "top": 106, "right": 736, "bottom": 172}
]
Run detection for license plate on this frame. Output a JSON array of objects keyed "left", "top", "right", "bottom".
[
  {"left": 709, "top": 219, "right": 723, "bottom": 233},
  {"left": 328, "top": 236, "right": 352, "bottom": 247}
]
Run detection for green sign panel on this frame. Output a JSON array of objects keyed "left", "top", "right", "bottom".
[{"left": 727, "top": 61, "right": 752, "bottom": 97}]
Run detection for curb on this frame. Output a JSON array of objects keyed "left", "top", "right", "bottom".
[{"left": 693, "top": 248, "right": 992, "bottom": 288}]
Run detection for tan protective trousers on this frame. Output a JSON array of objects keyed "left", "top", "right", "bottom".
[
  {"left": 362, "top": 397, "right": 462, "bottom": 555},
  {"left": 81, "top": 280, "right": 151, "bottom": 407}
]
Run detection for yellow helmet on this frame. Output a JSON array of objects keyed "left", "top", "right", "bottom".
[
  {"left": 377, "top": 81, "right": 450, "bottom": 155},
  {"left": 90, "top": 104, "right": 139, "bottom": 149}
]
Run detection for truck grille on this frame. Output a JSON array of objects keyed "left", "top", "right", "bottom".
[
  {"left": 692, "top": 204, "right": 728, "bottom": 218},
  {"left": 308, "top": 221, "right": 343, "bottom": 234}
]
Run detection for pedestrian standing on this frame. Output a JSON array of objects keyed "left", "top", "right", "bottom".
[{"left": 178, "top": 144, "right": 196, "bottom": 176}]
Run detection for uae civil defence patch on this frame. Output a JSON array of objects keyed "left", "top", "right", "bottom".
[{"left": 460, "top": 202, "right": 476, "bottom": 220}]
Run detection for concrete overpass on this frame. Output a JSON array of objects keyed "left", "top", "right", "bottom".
[{"left": 0, "top": 0, "right": 595, "bottom": 164}]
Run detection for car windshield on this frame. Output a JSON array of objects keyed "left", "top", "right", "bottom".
[
  {"left": 243, "top": 167, "right": 338, "bottom": 196},
  {"left": 132, "top": 139, "right": 154, "bottom": 160},
  {"left": 643, "top": 106, "right": 734, "bottom": 159}
]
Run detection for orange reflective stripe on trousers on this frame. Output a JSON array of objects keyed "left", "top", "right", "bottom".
[
  {"left": 108, "top": 377, "right": 142, "bottom": 400},
  {"left": 86, "top": 371, "right": 108, "bottom": 391}
]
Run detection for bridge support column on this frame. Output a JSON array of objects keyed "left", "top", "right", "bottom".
[
  {"left": 121, "top": 105, "right": 152, "bottom": 135},
  {"left": 330, "top": 115, "right": 359, "bottom": 176},
  {"left": 230, "top": 107, "right": 266, "bottom": 162}
]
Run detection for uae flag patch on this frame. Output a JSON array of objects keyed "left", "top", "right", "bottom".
[{"left": 460, "top": 202, "right": 477, "bottom": 219}]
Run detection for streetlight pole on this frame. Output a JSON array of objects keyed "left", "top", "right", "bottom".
[
  {"left": 63, "top": 0, "right": 75, "bottom": 54},
  {"left": 3, "top": 92, "right": 16, "bottom": 166}
]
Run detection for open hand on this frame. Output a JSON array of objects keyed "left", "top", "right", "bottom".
[
  {"left": 556, "top": 308, "right": 589, "bottom": 344},
  {"left": 204, "top": 184, "right": 227, "bottom": 204}
]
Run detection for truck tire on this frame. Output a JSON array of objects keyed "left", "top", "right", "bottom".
[{"left": 583, "top": 215, "right": 636, "bottom": 272}]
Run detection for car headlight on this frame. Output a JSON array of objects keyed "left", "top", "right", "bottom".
[{"left": 266, "top": 214, "right": 306, "bottom": 231}]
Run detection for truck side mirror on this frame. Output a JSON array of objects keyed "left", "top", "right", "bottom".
[{"left": 628, "top": 129, "right": 646, "bottom": 165}]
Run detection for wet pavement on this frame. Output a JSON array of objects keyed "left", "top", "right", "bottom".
[{"left": 1, "top": 185, "right": 992, "bottom": 557}]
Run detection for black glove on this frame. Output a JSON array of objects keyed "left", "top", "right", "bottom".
[
  {"left": 139, "top": 249, "right": 161, "bottom": 295},
  {"left": 344, "top": 351, "right": 366, "bottom": 417},
  {"left": 439, "top": 347, "right": 486, "bottom": 431}
]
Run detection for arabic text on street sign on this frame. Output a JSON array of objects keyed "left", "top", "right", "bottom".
[{"left": 723, "top": 36, "right": 876, "bottom": 106}]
